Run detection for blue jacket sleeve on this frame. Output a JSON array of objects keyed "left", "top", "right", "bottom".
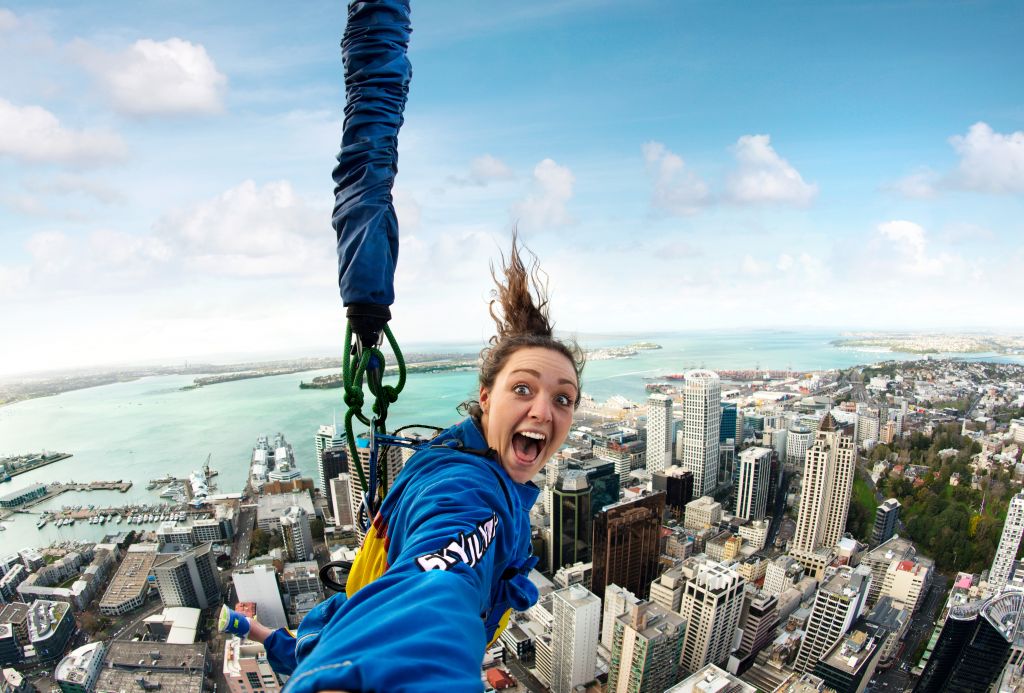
[
  {"left": 283, "top": 466, "right": 510, "bottom": 693},
  {"left": 333, "top": 0, "right": 411, "bottom": 309}
]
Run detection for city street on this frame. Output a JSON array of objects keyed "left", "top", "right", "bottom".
[
  {"left": 869, "top": 574, "right": 949, "bottom": 692},
  {"left": 233, "top": 504, "right": 256, "bottom": 567}
]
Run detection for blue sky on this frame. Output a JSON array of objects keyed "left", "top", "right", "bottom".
[{"left": 1, "top": 0, "right": 1022, "bottom": 375}]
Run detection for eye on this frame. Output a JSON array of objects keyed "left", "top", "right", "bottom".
[
  {"left": 555, "top": 393, "right": 573, "bottom": 407},
  {"left": 513, "top": 384, "right": 531, "bottom": 396}
]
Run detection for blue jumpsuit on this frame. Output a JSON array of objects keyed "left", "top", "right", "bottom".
[{"left": 273, "top": 418, "right": 540, "bottom": 692}]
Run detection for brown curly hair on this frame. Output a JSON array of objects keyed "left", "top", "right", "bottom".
[{"left": 461, "top": 233, "right": 585, "bottom": 420}]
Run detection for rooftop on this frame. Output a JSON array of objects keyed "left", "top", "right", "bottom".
[
  {"left": 54, "top": 642, "right": 105, "bottom": 685},
  {"left": 99, "top": 543, "right": 158, "bottom": 610},
  {"left": 96, "top": 641, "right": 207, "bottom": 693}
]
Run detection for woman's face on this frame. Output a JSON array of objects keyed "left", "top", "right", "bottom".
[{"left": 479, "top": 346, "right": 578, "bottom": 484}]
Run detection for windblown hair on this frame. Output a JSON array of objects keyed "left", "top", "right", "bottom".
[{"left": 462, "top": 233, "right": 585, "bottom": 421}]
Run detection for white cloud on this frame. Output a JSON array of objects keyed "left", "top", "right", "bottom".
[
  {"left": 741, "top": 254, "right": 765, "bottom": 274},
  {"left": 0, "top": 8, "right": 18, "bottom": 31},
  {"left": 874, "top": 220, "right": 949, "bottom": 277},
  {"left": 886, "top": 169, "right": 938, "bottom": 199},
  {"left": 0, "top": 98, "right": 128, "bottom": 166},
  {"left": 158, "top": 179, "right": 332, "bottom": 277},
  {"left": 392, "top": 188, "right": 422, "bottom": 231},
  {"left": 724, "top": 134, "right": 818, "bottom": 205},
  {"left": 513, "top": 158, "right": 575, "bottom": 228},
  {"left": 24, "top": 173, "right": 126, "bottom": 205},
  {"left": 449, "top": 154, "right": 515, "bottom": 186},
  {"left": 642, "top": 141, "right": 710, "bottom": 216},
  {"left": 776, "top": 253, "right": 794, "bottom": 271},
  {"left": 73, "top": 37, "right": 227, "bottom": 117},
  {"left": 949, "top": 122, "right": 1024, "bottom": 194}
]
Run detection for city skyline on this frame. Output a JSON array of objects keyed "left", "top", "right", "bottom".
[{"left": 1, "top": 1, "right": 1022, "bottom": 375}]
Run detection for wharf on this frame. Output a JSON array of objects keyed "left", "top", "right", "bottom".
[
  {"left": 21, "top": 480, "right": 133, "bottom": 510},
  {"left": 0, "top": 452, "right": 72, "bottom": 480}
]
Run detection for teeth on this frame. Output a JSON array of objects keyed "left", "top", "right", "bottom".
[{"left": 519, "top": 431, "right": 546, "bottom": 440}]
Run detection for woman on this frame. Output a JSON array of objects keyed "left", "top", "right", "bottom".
[{"left": 221, "top": 240, "right": 584, "bottom": 691}]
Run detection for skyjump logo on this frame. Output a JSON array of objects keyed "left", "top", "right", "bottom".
[{"left": 416, "top": 514, "right": 499, "bottom": 572}]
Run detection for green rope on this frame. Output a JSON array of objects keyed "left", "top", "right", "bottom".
[{"left": 341, "top": 321, "right": 407, "bottom": 502}]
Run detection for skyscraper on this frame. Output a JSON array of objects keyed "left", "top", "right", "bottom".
[
  {"left": 653, "top": 466, "right": 693, "bottom": 519},
  {"left": 592, "top": 493, "right": 665, "bottom": 600},
  {"left": 551, "top": 471, "right": 592, "bottom": 573},
  {"left": 646, "top": 394, "right": 674, "bottom": 474},
  {"left": 607, "top": 600, "right": 686, "bottom": 693},
  {"left": 915, "top": 590, "right": 1024, "bottom": 693},
  {"left": 990, "top": 491, "right": 1024, "bottom": 592},
  {"left": 871, "top": 498, "right": 901, "bottom": 546},
  {"left": 790, "top": 414, "right": 855, "bottom": 578},
  {"left": 793, "top": 565, "right": 872, "bottom": 674},
  {"left": 735, "top": 447, "right": 772, "bottom": 521},
  {"left": 318, "top": 443, "right": 348, "bottom": 517},
  {"left": 728, "top": 587, "right": 779, "bottom": 674},
  {"left": 678, "top": 556, "right": 745, "bottom": 675},
  {"left": 551, "top": 584, "right": 601, "bottom": 693},
  {"left": 601, "top": 584, "right": 641, "bottom": 652},
  {"left": 280, "top": 506, "right": 313, "bottom": 562},
  {"left": 330, "top": 474, "right": 353, "bottom": 528},
  {"left": 681, "top": 370, "right": 721, "bottom": 497},
  {"left": 232, "top": 565, "right": 288, "bottom": 629},
  {"left": 348, "top": 437, "right": 404, "bottom": 542},
  {"left": 785, "top": 425, "right": 813, "bottom": 466},
  {"left": 151, "top": 542, "right": 221, "bottom": 610}
]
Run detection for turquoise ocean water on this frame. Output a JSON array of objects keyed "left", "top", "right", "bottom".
[{"left": 0, "top": 330, "right": 1017, "bottom": 550}]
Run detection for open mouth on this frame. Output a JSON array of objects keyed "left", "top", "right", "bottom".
[{"left": 512, "top": 430, "right": 546, "bottom": 465}]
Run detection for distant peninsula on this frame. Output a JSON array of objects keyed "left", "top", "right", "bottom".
[{"left": 832, "top": 332, "right": 1024, "bottom": 355}]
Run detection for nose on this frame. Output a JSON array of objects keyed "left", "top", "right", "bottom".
[{"left": 529, "top": 397, "right": 552, "bottom": 423}]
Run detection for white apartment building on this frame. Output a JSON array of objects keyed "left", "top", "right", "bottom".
[
  {"left": 646, "top": 394, "right": 675, "bottom": 474},
  {"left": 232, "top": 565, "right": 288, "bottom": 630},
  {"left": 681, "top": 370, "right": 721, "bottom": 497},
  {"left": 678, "top": 557, "right": 745, "bottom": 674},
  {"left": 684, "top": 496, "right": 722, "bottom": 531},
  {"left": 551, "top": 584, "right": 601, "bottom": 693},
  {"left": 280, "top": 506, "right": 313, "bottom": 562},
  {"left": 793, "top": 565, "right": 872, "bottom": 674},
  {"left": 601, "top": 583, "right": 641, "bottom": 652},
  {"left": 990, "top": 491, "right": 1024, "bottom": 592},
  {"left": 790, "top": 415, "right": 855, "bottom": 578}
]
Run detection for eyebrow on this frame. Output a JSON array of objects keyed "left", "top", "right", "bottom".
[{"left": 510, "top": 368, "right": 579, "bottom": 392}]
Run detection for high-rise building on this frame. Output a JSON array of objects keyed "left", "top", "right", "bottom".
[
  {"left": 915, "top": 589, "right": 1024, "bottom": 693},
  {"left": 330, "top": 474, "right": 354, "bottom": 528},
  {"left": 231, "top": 565, "right": 288, "bottom": 630},
  {"left": 348, "top": 437, "right": 404, "bottom": 543},
  {"left": 551, "top": 584, "right": 601, "bottom": 693},
  {"left": 728, "top": 588, "right": 779, "bottom": 675},
  {"left": 151, "top": 543, "right": 221, "bottom": 610},
  {"left": 318, "top": 443, "right": 348, "bottom": 516},
  {"left": 762, "top": 556, "right": 806, "bottom": 597},
  {"left": 280, "top": 506, "right": 313, "bottom": 562},
  {"left": 223, "top": 637, "right": 282, "bottom": 693},
  {"left": 990, "top": 491, "right": 1024, "bottom": 592},
  {"left": 811, "top": 620, "right": 889, "bottom": 693},
  {"left": 601, "top": 584, "right": 641, "bottom": 652},
  {"left": 678, "top": 556, "right": 745, "bottom": 674},
  {"left": 607, "top": 600, "right": 686, "bottom": 693},
  {"left": 654, "top": 466, "right": 694, "bottom": 520},
  {"left": 568, "top": 457, "right": 619, "bottom": 515},
  {"left": 683, "top": 495, "right": 721, "bottom": 531},
  {"left": 720, "top": 402, "right": 738, "bottom": 445},
  {"left": 793, "top": 565, "right": 872, "bottom": 674},
  {"left": 592, "top": 493, "right": 665, "bottom": 600},
  {"left": 791, "top": 414, "right": 855, "bottom": 578},
  {"left": 735, "top": 447, "right": 772, "bottom": 522},
  {"left": 551, "top": 471, "right": 592, "bottom": 573},
  {"left": 872, "top": 498, "right": 901, "bottom": 546},
  {"left": 785, "top": 425, "right": 813, "bottom": 466},
  {"left": 681, "top": 370, "right": 721, "bottom": 497},
  {"left": 855, "top": 407, "right": 881, "bottom": 448},
  {"left": 55, "top": 641, "right": 106, "bottom": 693},
  {"left": 646, "top": 394, "right": 674, "bottom": 474}
]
